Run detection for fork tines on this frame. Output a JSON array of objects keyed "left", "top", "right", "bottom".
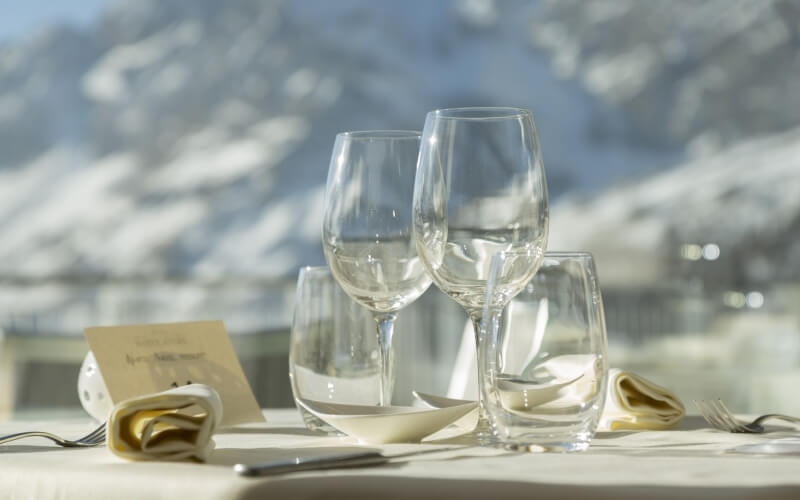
[
  {"left": 80, "top": 423, "right": 107, "bottom": 445},
  {"left": 63, "top": 422, "right": 106, "bottom": 447},
  {"left": 693, "top": 399, "right": 748, "bottom": 433}
]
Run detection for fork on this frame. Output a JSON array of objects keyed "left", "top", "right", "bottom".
[
  {"left": 0, "top": 422, "right": 106, "bottom": 447},
  {"left": 694, "top": 399, "right": 800, "bottom": 433}
]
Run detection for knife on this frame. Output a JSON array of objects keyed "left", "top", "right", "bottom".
[{"left": 234, "top": 447, "right": 462, "bottom": 477}]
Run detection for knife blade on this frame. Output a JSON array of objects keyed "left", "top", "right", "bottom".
[{"left": 234, "top": 446, "right": 462, "bottom": 477}]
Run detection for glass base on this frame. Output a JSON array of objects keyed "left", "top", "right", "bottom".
[
  {"left": 498, "top": 436, "right": 590, "bottom": 453},
  {"left": 471, "top": 414, "right": 499, "bottom": 445},
  {"left": 297, "top": 406, "right": 344, "bottom": 436},
  {"left": 501, "top": 440, "right": 590, "bottom": 453}
]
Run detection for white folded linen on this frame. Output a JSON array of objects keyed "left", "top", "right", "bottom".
[
  {"left": 598, "top": 369, "right": 685, "bottom": 431},
  {"left": 107, "top": 384, "right": 223, "bottom": 462}
]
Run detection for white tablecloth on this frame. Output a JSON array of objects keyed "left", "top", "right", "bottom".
[{"left": 1, "top": 410, "right": 799, "bottom": 499}]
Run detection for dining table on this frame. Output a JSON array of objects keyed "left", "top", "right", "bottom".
[{"left": 1, "top": 408, "right": 799, "bottom": 500}]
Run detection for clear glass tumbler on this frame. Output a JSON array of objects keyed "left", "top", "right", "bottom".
[
  {"left": 480, "top": 252, "right": 609, "bottom": 452},
  {"left": 289, "top": 266, "right": 381, "bottom": 433}
]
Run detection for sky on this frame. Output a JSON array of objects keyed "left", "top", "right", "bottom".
[{"left": 0, "top": 0, "right": 113, "bottom": 42}]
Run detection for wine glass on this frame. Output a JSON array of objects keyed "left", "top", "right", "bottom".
[
  {"left": 322, "top": 130, "right": 432, "bottom": 406},
  {"left": 412, "top": 107, "right": 549, "bottom": 440}
]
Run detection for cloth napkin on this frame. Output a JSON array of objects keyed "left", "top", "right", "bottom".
[
  {"left": 597, "top": 368, "right": 685, "bottom": 431},
  {"left": 107, "top": 384, "right": 223, "bottom": 462}
]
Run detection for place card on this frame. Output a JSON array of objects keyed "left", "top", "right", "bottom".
[{"left": 84, "top": 320, "right": 264, "bottom": 426}]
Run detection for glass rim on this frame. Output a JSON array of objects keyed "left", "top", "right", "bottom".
[
  {"left": 428, "top": 106, "right": 531, "bottom": 121},
  {"left": 335, "top": 130, "right": 421, "bottom": 140},
  {"left": 494, "top": 250, "right": 594, "bottom": 259},
  {"left": 492, "top": 251, "right": 595, "bottom": 268},
  {"left": 543, "top": 251, "right": 594, "bottom": 259},
  {"left": 297, "top": 265, "right": 331, "bottom": 277}
]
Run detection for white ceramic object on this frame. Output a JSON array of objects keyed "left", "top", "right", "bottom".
[
  {"left": 496, "top": 373, "right": 585, "bottom": 411},
  {"left": 420, "top": 355, "right": 597, "bottom": 416},
  {"left": 296, "top": 398, "right": 478, "bottom": 444},
  {"left": 416, "top": 355, "right": 593, "bottom": 418},
  {"left": 416, "top": 378, "right": 583, "bottom": 411},
  {"left": 412, "top": 391, "right": 480, "bottom": 439},
  {"left": 77, "top": 351, "right": 112, "bottom": 422},
  {"left": 413, "top": 391, "right": 474, "bottom": 409}
]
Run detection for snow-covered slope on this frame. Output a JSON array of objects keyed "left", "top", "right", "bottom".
[
  {"left": 0, "top": 0, "right": 671, "bottom": 283},
  {"left": 0, "top": 0, "right": 798, "bottom": 328},
  {"left": 531, "top": 0, "right": 800, "bottom": 152},
  {"left": 550, "top": 127, "right": 800, "bottom": 287}
]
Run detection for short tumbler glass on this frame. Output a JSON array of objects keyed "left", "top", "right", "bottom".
[
  {"left": 289, "top": 266, "right": 381, "bottom": 433},
  {"left": 480, "top": 252, "right": 609, "bottom": 452}
]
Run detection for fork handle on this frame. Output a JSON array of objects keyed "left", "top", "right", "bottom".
[
  {"left": 754, "top": 414, "right": 800, "bottom": 427},
  {"left": 0, "top": 431, "right": 64, "bottom": 446}
]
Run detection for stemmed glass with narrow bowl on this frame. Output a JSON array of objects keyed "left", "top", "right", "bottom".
[
  {"left": 323, "top": 130, "right": 432, "bottom": 406},
  {"left": 412, "top": 107, "right": 549, "bottom": 440}
]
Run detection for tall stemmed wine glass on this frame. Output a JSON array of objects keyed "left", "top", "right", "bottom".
[
  {"left": 323, "top": 131, "right": 432, "bottom": 406},
  {"left": 412, "top": 107, "right": 549, "bottom": 440}
]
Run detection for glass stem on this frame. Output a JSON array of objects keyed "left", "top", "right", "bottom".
[
  {"left": 374, "top": 312, "right": 397, "bottom": 406},
  {"left": 468, "top": 310, "right": 487, "bottom": 419},
  {"left": 468, "top": 306, "right": 502, "bottom": 444}
]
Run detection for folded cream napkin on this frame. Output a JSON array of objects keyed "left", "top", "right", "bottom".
[
  {"left": 597, "top": 368, "right": 685, "bottom": 431},
  {"left": 108, "top": 384, "right": 223, "bottom": 462}
]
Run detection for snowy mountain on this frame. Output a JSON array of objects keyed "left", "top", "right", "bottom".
[
  {"left": 0, "top": 0, "right": 664, "bottom": 285},
  {"left": 530, "top": 0, "right": 800, "bottom": 153},
  {"left": 550, "top": 126, "right": 800, "bottom": 288},
  {"left": 0, "top": 0, "right": 798, "bottom": 329}
]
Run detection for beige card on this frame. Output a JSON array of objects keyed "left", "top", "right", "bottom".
[{"left": 84, "top": 320, "right": 264, "bottom": 426}]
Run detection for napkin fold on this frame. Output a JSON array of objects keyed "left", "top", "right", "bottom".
[
  {"left": 108, "top": 384, "right": 223, "bottom": 462},
  {"left": 597, "top": 368, "right": 685, "bottom": 431}
]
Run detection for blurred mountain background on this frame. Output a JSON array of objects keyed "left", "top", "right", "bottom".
[
  {"left": 1, "top": 0, "right": 797, "bottom": 281},
  {"left": 1, "top": 0, "right": 799, "bottom": 411}
]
